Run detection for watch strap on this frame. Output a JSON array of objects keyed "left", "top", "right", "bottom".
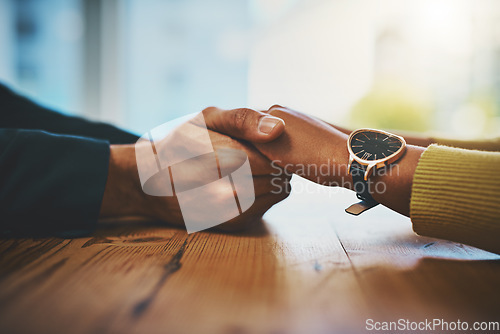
[{"left": 345, "top": 161, "right": 379, "bottom": 215}]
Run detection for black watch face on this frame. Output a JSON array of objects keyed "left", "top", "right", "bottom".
[{"left": 349, "top": 130, "right": 404, "bottom": 162}]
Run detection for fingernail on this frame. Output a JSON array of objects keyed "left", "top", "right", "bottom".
[{"left": 258, "top": 116, "right": 282, "bottom": 135}]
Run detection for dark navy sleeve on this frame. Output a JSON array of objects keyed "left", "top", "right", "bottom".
[
  {"left": 0, "top": 129, "right": 110, "bottom": 236},
  {"left": 0, "top": 83, "right": 139, "bottom": 145}
]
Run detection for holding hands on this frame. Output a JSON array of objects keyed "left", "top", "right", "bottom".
[
  {"left": 101, "top": 104, "right": 424, "bottom": 231},
  {"left": 204, "top": 104, "right": 422, "bottom": 219}
]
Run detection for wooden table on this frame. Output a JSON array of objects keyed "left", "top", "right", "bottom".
[{"left": 1, "top": 179, "right": 499, "bottom": 334}]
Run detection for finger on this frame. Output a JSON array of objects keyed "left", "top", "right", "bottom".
[
  {"left": 209, "top": 130, "right": 286, "bottom": 175},
  {"left": 266, "top": 104, "right": 286, "bottom": 113},
  {"left": 253, "top": 106, "right": 342, "bottom": 185},
  {"left": 202, "top": 106, "right": 285, "bottom": 143}
]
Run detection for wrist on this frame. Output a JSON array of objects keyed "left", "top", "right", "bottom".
[
  {"left": 369, "top": 145, "right": 425, "bottom": 216},
  {"left": 99, "top": 144, "right": 148, "bottom": 218},
  {"left": 329, "top": 131, "right": 353, "bottom": 188}
]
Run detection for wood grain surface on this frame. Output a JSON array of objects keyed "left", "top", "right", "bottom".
[{"left": 0, "top": 180, "right": 499, "bottom": 334}]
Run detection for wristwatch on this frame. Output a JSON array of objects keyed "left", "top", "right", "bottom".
[{"left": 345, "top": 128, "right": 406, "bottom": 215}]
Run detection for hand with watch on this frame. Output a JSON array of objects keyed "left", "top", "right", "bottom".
[{"left": 253, "top": 105, "right": 425, "bottom": 217}]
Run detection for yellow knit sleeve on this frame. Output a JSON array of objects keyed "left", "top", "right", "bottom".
[
  {"left": 410, "top": 144, "right": 500, "bottom": 254},
  {"left": 431, "top": 136, "right": 500, "bottom": 152}
]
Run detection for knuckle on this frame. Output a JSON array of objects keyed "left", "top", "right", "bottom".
[
  {"left": 202, "top": 106, "right": 217, "bottom": 116},
  {"left": 233, "top": 108, "right": 253, "bottom": 130}
]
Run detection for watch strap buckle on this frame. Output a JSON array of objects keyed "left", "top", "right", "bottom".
[{"left": 345, "top": 199, "right": 379, "bottom": 216}]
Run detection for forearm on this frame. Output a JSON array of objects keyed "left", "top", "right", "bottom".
[
  {"left": 331, "top": 123, "right": 500, "bottom": 151},
  {"left": 328, "top": 123, "right": 434, "bottom": 147},
  {"left": 431, "top": 136, "right": 500, "bottom": 152}
]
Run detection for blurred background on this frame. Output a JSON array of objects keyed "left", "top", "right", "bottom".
[{"left": 1, "top": 0, "right": 500, "bottom": 138}]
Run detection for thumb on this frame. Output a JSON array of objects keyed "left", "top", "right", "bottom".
[{"left": 202, "top": 107, "right": 285, "bottom": 143}]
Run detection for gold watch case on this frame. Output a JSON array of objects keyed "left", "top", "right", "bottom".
[{"left": 347, "top": 128, "right": 407, "bottom": 181}]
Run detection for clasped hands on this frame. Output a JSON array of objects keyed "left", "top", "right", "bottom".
[{"left": 101, "top": 105, "right": 417, "bottom": 231}]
